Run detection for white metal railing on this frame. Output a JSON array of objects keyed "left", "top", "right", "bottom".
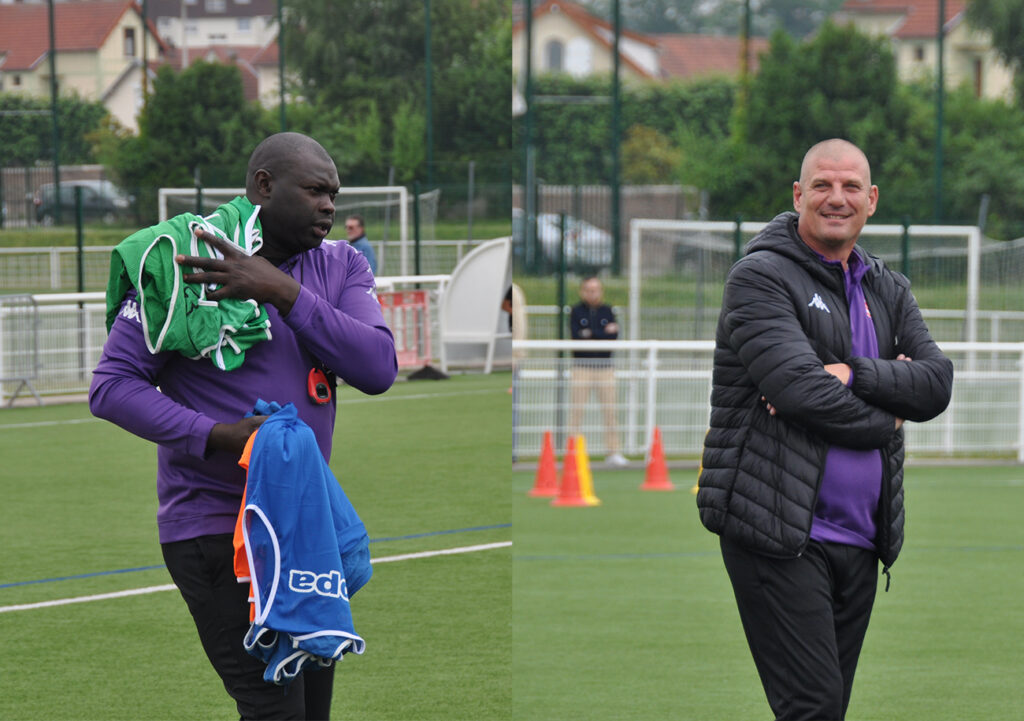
[
  {"left": 0, "top": 242, "right": 485, "bottom": 292},
  {"left": 0, "top": 280, "right": 451, "bottom": 404},
  {"left": 522, "top": 305, "right": 1024, "bottom": 345},
  {"left": 512, "top": 339, "right": 1024, "bottom": 462}
]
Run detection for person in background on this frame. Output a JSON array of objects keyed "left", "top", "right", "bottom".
[
  {"left": 345, "top": 214, "right": 378, "bottom": 275},
  {"left": 90, "top": 132, "right": 397, "bottom": 720},
  {"left": 697, "top": 138, "right": 953, "bottom": 720},
  {"left": 569, "top": 275, "right": 627, "bottom": 466}
]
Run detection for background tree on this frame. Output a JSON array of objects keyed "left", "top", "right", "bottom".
[
  {"left": 621, "top": 125, "right": 681, "bottom": 183},
  {"left": 527, "top": 75, "right": 735, "bottom": 184},
  {"left": 281, "top": 0, "right": 510, "bottom": 182},
  {"left": 284, "top": 100, "right": 386, "bottom": 183},
  {"left": 95, "top": 61, "right": 269, "bottom": 222},
  {"left": 683, "top": 23, "right": 923, "bottom": 220},
  {"left": 966, "top": 0, "right": 1024, "bottom": 103},
  {"left": 0, "top": 94, "right": 108, "bottom": 166}
]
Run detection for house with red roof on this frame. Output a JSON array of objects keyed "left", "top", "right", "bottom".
[
  {"left": 512, "top": 0, "right": 769, "bottom": 84},
  {"left": 832, "top": 0, "right": 1015, "bottom": 100},
  {"left": 146, "top": 0, "right": 278, "bottom": 52},
  {"left": 0, "top": 0, "right": 166, "bottom": 131},
  {"left": 160, "top": 40, "right": 281, "bottom": 106}
]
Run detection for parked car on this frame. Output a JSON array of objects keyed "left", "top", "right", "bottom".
[
  {"left": 512, "top": 207, "right": 613, "bottom": 268},
  {"left": 33, "top": 180, "right": 132, "bottom": 225}
]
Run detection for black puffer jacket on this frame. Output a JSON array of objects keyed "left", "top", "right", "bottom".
[{"left": 697, "top": 212, "right": 953, "bottom": 568}]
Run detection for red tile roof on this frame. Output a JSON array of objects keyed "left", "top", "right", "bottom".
[
  {"left": 0, "top": 0, "right": 165, "bottom": 71},
  {"left": 837, "top": 0, "right": 966, "bottom": 38},
  {"left": 656, "top": 34, "right": 770, "bottom": 79},
  {"left": 514, "top": 0, "right": 660, "bottom": 78},
  {"left": 160, "top": 41, "right": 278, "bottom": 102}
]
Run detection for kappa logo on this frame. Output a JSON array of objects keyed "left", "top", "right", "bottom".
[
  {"left": 119, "top": 299, "right": 142, "bottom": 324},
  {"left": 289, "top": 569, "right": 350, "bottom": 601},
  {"left": 808, "top": 293, "right": 831, "bottom": 314}
]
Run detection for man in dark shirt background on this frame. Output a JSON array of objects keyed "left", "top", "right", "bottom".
[{"left": 569, "top": 276, "right": 627, "bottom": 466}]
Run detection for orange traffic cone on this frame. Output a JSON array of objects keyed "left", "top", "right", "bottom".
[
  {"left": 529, "top": 430, "right": 559, "bottom": 497},
  {"left": 641, "top": 427, "right": 675, "bottom": 491},
  {"left": 551, "top": 436, "right": 590, "bottom": 507},
  {"left": 575, "top": 435, "right": 601, "bottom": 506}
]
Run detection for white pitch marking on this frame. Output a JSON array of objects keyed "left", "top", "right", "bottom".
[{"left": 0, "top": 541, "right": 512, "bottom": 614}]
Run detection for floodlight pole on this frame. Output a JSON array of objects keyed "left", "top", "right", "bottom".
[
  {"left": 142, "top": 0, "right": 149, "bottom": 106},
  {"left": 278, "top": 0, "right": 286, "bottom": 131},
  {"left": 523, "top": 0, "right": 537, "bottom": 273},
  {"left": 933, "top": 0, "right": 945, "bottom": 223},
  {"left": 610, "top": 0, "right": 622, "bottom": 275},
  {"left": 47, "top": 0, "right": 61, "bottom": 225},
  {"left": 424, "top": 0, "right": 435, "bottom": 187}
]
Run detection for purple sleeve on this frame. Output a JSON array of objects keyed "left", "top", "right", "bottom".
[
  {"left": 89, "top": 299, "right": 217, "bottom": 457},
  {"left": 282, "top": 252, "right": 398, "bottom": 395}
]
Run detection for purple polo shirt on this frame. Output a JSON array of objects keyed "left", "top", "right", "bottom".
[
  {"left": 90, "top": 239, "right": 397, "bottom": 544},
  {"left": 810, "top": 247, "right": 883, "bottom": 551}
]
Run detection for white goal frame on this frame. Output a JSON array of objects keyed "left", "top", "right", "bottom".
[
  {"left": 158, "top": 186, "right": 413, "bottom": 275},
  {"left": 628, "top": 219, "right": 982, "bottom": 344}
]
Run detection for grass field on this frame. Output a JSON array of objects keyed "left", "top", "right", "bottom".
[
  {"left": 513, "top": 464, "right": 1024, "bottom": 721},
  {"left": 4, "top": 372, "right": 1024, "bottom": 721},
  {"left": 0, "top": 372, "right": 511, "bottom": 721}
]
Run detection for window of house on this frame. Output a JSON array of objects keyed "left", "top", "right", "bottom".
[
  {"left": 206, "top": 0, "right": 226, "bottom": 12},
  {"left": 914, "top": 45, "right": 924, "bottom": 62},
  {"left": 124, "top": 27, "right": 136, "bottom": 57},
  {"left": 545, "top": 39, "right": 564, "bottom": 72},
  {"left": 12, "top": 74, "right": 21, "bottom": 87},
  {"left": 974, "top": 57, "right": 983, "bottom": 97},
  {"left": 237, "top": 17, "right": 251, "bottom": 32}
]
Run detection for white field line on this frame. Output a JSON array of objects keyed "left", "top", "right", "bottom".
[{"left": 0, "top": 541, "right": 511, "bottom": 614}]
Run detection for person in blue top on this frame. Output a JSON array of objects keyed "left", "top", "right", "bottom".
[
  {"left": 344, "top": 214, "right": 377, "bottom": 275},
  {"left": 697, "top": 139, "right": 953, "bottom": 720},
  {"left": 568, "top": 275, "right": 627, "bottom": 466}
]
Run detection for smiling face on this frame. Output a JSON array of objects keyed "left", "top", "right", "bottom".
[
  {"left": 247, "top": 134, "right": 340, "bottom": 265},
  {"left": 793, "top": 140, "right": 878, "bottom": 263}
]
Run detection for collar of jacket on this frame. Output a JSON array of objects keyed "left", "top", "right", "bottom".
[{"left": 745, "top": 212, "right": 880, "bottom": 291}]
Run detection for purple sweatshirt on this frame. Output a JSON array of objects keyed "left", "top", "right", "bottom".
[
  {"left": 810, "top": 247, "right": 882, "bottom": 551},
  {"left": 90, "top": 239, "right": 398, "bottom": 544}
]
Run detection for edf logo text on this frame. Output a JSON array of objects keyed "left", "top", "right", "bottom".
[{"left": 289, "top": 569, "right": 349, "bottom": 600}]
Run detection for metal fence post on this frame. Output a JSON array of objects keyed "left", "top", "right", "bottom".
[{"left": 901, "top": 216, "right": 910, "bottom": 279}]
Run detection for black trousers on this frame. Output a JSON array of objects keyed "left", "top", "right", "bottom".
[
  {"left": 720, "top": 536, "right": 878, "bottom": 721},
  {"left": 162, "top": 533, "right": 335, "bottom": 721}
]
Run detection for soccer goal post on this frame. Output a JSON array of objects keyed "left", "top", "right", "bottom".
[
  {"left": 627, "top": 218, "right": 983, "bottom": 347},
  {"left": 158, "top": 186, "right": 438, "bottom": 276}
]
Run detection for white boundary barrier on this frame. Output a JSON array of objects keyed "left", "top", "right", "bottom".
[
  {"left": 0, "top": 279, "right": 451, "bottom": 404},
  {"left": 513, "top": 339, "right": 1024, "bottom": 462}
]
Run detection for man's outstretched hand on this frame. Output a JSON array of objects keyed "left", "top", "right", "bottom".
[{"left": 177, "top": 229, "right": 300, "bottom": 316}]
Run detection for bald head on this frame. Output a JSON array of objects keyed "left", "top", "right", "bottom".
[
  {"left": 799, "top": 139, "right": 872, "bottom": 188},
  {"left": 246, "top": 132, "right": 333, "bottom": 194}
]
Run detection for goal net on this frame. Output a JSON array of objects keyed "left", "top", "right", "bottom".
[
  {"left": 158, "top": 186, "right": 441, "bottom": 276},
  {"left": 626, "top": 219, "right": 1016, "bottom": 344}
]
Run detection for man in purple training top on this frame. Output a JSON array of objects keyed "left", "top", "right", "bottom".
[
  {"left": 90, "top": 132, "right": 397, "bottom": 720},
  {"left": 696, "top": 139, "right": 953, "bottom": 720}
]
